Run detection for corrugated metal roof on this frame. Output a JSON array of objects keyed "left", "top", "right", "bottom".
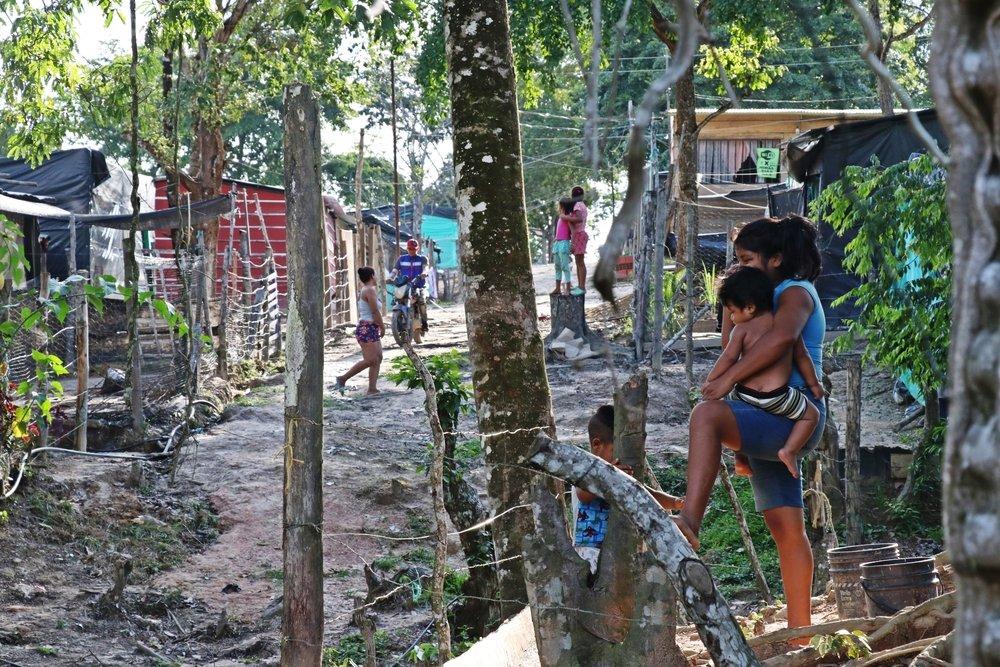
[{"left": 0, "top": 192, "right": 71, "bottom": 218}]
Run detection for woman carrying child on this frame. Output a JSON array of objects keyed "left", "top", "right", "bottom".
[{"left": 675, "top": 215, "right": 827, "bottom": 638}]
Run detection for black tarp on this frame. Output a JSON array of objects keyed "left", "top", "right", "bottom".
[
  {"left": 767, "top": 184, "right": 805, "bottom": 218},
  {"left": 784, "top": 109, "right": 949, "bottom": 329},
  {"left": 37, "top": 196, "right": 232, "bottom": 279},
  {"left": 0, "top": 149, "right": 111, "bottom": 279}
]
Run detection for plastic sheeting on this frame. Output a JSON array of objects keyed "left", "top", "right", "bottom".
[{"left": 784, "top": 109, "right": 949, "bottom": 329}]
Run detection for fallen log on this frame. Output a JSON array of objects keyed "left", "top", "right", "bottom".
[
  {"left": 749, "top": 616, "right": 890, "bottom": 649},
  {"left": 909, "top": 631, "right": 952, "bottom": 667},
  {"left": 525, "top": 433, "right": 760, "bottom": 666}
]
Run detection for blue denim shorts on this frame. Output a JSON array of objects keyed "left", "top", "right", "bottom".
[{"left": 726, "top": 393, "right": 826, "bottom": 512}]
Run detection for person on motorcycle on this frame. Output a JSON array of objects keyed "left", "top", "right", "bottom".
[{"left": 389, "top": 238, "right": 429, "bottom": 335}]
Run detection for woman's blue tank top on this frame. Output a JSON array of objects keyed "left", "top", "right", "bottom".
[{"left": 775, "top": 279, "right": 825, "bottom": 387}]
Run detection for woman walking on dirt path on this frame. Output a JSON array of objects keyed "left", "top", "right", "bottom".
[
  {"left": 673, "top": 215, "right": 827, "bottom": 640},
  {"left": 335, "top": 267, "right": 384, "bottom": 396}
]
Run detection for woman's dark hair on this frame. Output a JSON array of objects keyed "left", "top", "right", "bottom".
[
  {"left": 559, "top": 197, "right": 575, "bottom": 214},
  {"left": 571, "top": 186, "right": 585, "bottom": 198},
  {"left": 718, "top": 266, "right": 773, "bottom": 314},
  {"left": 358, "top": 266, "right": 375, "bottom": 283},
  {"left": 734, "top": 215, "right": 822, "bottom": 281}
]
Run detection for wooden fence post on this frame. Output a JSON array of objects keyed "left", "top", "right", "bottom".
[
  {"left": 720, "top": 463, "right": 773, "bottom": 603},
  {"left": 73, "top": 270, "right": 89, "bottom": 452},
  {"left": 845, "top": 355, "right": 864, "bottom": 544},
  {"left": 651, "top": 172, "right": 672, "bottom": 374},
  {"left": 280, "top": 83, "right": 325, "bottom": 667},
  {"left": 217, "top": 246, "right": 232, "bottom": 380}
]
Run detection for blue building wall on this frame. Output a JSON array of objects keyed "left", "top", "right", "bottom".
[{"left": 421, "top": 215, "right": 459, "bottom": 269}]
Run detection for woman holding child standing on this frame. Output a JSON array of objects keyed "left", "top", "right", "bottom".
[{"left": 675, "top": 215, "right": 827, "bottom": 639}]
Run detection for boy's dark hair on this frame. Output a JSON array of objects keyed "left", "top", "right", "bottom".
[
  {"left": 588, "top": 404, "right": 615, "bottom": 444},
  {"left": 358, "top": 266, "right": 375, "bottom": 283},
  {"left": 718, "top": 266, "right": 773, "bottom": 314},
  {"left": 734, "top": 215, "right": 822, "bottom": 281},
  {"left": 559, "top": 197, "right": 575, "bottom": 215},
  {"left": 571, "top": 186, "right": 585, "bottom": 198}
]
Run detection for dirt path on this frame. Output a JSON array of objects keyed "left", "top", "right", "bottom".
[{"left": 1, "top": 258, "right": 922, "bottom": 666}]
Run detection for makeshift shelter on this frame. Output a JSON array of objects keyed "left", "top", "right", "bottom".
[
  {"left": 782, "top": 109, "right": 949, "bottom": 329},
  {"left": 0, "top": 148, "right": 114, "bottom": 280}
]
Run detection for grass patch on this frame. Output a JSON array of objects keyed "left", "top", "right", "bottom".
[
  {"left": 405, "top": 509, "right": 432, "bottom": 535},
  {"left": 263, "top": 569, "right": 284, "bottom": 582},
  {"left": 35, "top": 646, "right": 58, "bottom": 656},
  {"left": 323, "top": 630, "right": 390, "bottom": 666},
  {"left": 405, "top": 547, "right": 435, "bottom": 567},
  {"left": 654, "top": 458, "right": 782, "bottom": 600},
  {"left": 372, "top": 554, "right": 402, "bottom": 572}
]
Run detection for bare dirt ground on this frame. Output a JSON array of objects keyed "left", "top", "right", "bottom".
[{"left": 0, "top": 260, "right": 924, "bottom": 666}]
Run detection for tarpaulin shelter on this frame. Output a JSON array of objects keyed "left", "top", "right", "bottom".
[
  {"left": 781, "top": 109, "right": 949, "bottom": 329},
  {"left": 0, "top": 148, "right": 111, "bottom": 280}
]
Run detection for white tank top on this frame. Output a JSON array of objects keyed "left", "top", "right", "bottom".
[{"left": 358, "top": 293, "right": 381, "bottom": 322}]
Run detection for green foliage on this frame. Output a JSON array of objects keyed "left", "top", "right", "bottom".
[
  {"left": 811, "top": 154, "right": 949, "bottom": 394},
  {"left": 386, "top": 351, "right": 471, "bottom": 430},
  {"left": 324, "top": 152, "right": 398, "bottom": 207},
  {"left": 655, "top": 460, "right": 782, "bottom": 599},
  {"left": 322, "top": 630, "right": 391, "bottom": 666},
  {"left": 810, "top": 630, "right": 872, "bottom": 660},
  {"left": 372, "top": 554, "right": 402, "bottom": 571},
  {"left": 697, "top": 25, "right": 787, "bottom": 95}
]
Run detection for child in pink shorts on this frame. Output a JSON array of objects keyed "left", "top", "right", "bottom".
[{"left": 560, "top": 186, "right": 589, "bottom": 296}]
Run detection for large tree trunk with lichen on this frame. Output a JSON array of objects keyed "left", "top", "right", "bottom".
[
  {"left": 672, "top": 66, "right": 698, "bottom": 264},
  {"left": 523, "top": 373, "right": 688, "bottom": 666},
  {"left": 444, "top": 0, "right": 555, "bottom": 620},
  {"left": 930, "top": 5, "right": 1000, "bottom": 665}
]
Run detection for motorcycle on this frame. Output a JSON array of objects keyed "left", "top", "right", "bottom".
[{"left": 390, "top": 275, "right": 426, "bottom": 345}]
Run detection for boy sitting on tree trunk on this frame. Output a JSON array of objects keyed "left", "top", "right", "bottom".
[{"left": 573, "top": 405, "right": 684, "bottom": 575}]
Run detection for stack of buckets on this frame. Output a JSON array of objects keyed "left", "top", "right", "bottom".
[{"left": 828, "top": 543, "right": 941, "bottom": 618}]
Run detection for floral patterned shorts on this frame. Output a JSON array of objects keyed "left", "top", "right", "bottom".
[
  {"left": 355, "top": 320, "right": 380, "bottom": 344},
  {"left": 571, "top": 229, "right": 589, "bottom": 255}
]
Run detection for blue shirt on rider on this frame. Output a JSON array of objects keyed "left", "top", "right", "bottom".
[{"left": 396, "top": 254, "right": 428, "bottom": 288}]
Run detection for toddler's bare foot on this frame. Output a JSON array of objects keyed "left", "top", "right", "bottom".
[
  {"left": 671, "top": 514, "right": 700, "bottom": 550},
  {"left": 653, "top": 490, "right": 685, "bottom": 512},
  {"left": 778, "top": 447, "right": 800, "bottom": 479}
]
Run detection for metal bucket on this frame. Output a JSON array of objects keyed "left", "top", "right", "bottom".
[
  {"left": 828, "top": 543, "right": 900, "bottom": 619},
  {"left": 860, "top": 557, "right": 940, "bottom": 616}
]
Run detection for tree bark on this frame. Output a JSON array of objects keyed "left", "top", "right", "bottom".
[
  {"left": 867, "top": 0, "right": 896, "bottom": 115},
  {"left": 930, "top": 3, "right": 1000, "bottom": 664},
  {"left": 522, "top": 374, "right": 686, "bottom": 666},
  {"left": 898, "top": 387, "right": 940, "bottom": 503},
  {"left": 280, "top": 83, "right": 325, "bottom": 667},
  {"left": 526, "top": 433, "right": 760, "bottom": 666},
  {"left": 444, "top": 0, "right": 555, "bottom": 618},
  {"left": 125, "top": 0, "right": 145, "bottom": 435}
]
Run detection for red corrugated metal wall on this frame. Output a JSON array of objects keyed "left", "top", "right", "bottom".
[{"left": 152, "top": 179, "right": 288, "bottom": 306}]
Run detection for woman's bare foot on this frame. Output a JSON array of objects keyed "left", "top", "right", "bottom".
[{"left": 671, "top": 514, "right": 701, "bottom": 550}]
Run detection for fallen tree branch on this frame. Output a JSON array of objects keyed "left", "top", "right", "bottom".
[
  {"left": 524, "top": 433, "right": 760, "bottom": 666},
  {"left": 866, "top": 591, "right": 954, "bottom": 647},
  {"left": 909, "top": 631, "right": 952, "bottom": 667},
  {"left": 846, "top": 636, "right": 940, "bottom": 666},
  {"left": 844, "top": 0, "right": 948, "bottom": 165},
  {"left": 593, "top": 0, "right": 702, "bottom": 303},
  {"left": 749, "top": 616, "right": 889, "bottom": 649}
]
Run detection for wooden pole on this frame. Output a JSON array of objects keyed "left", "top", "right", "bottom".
[
  {"left": 125, "top": 0, "right": 144, "bottom": 434},
  {"left": 390, "top": 59, "right": 401, "bottom": 257},
  {"left": 240, "top": 231, "right": 253, "bottom": 354},
  {"left": 683, "top": 201, "right": 697, "bottom": 387},
  {"left": 845, "top": 355, "right": 864, "bottom": 544},
  {"left": 37, "top": 236, "right": 49, "bottom": 299},
  {"left": 354, "top": 128, "right": 365, "bottom": 269},
  {"left": 720, "top": 463, "right": 773, "bottom": 603},
  {"left": 651, "top": 173, "right": 670, "bottom": 374},
  {"left": 217, "top": 246, "right": 231, "bottom": 379},
  {"left": 280, "top": 83, "right": 325, "bottom": 667}
]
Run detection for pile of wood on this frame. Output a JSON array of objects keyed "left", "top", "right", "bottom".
[{"left": 745, "top": 591, "right": 956, "bottom": 666}]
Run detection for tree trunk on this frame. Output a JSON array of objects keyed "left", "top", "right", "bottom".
[
  {"left": 125, "top": 0, "right": 145, "bottom": 435},
  {"left": 673, "top": 66, "right": 698, "bottom": 265},
  {"left": 930, "top": 5, "right": 1000, "bottom": 664},
  {"left": 444, "top": 0, "right": 555, "bottom": 618},
  {"left": 526, "top": 432, "right": 760, "bottom": 667},
  {"left": 867, "top": 0, "right": 895, "bottom": 115},
  {"left": 522, "top": 374, "right": 687, "bottom": 666},
  {"left": 280, "top": 83, "right": 325, "bottom": 667}
]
